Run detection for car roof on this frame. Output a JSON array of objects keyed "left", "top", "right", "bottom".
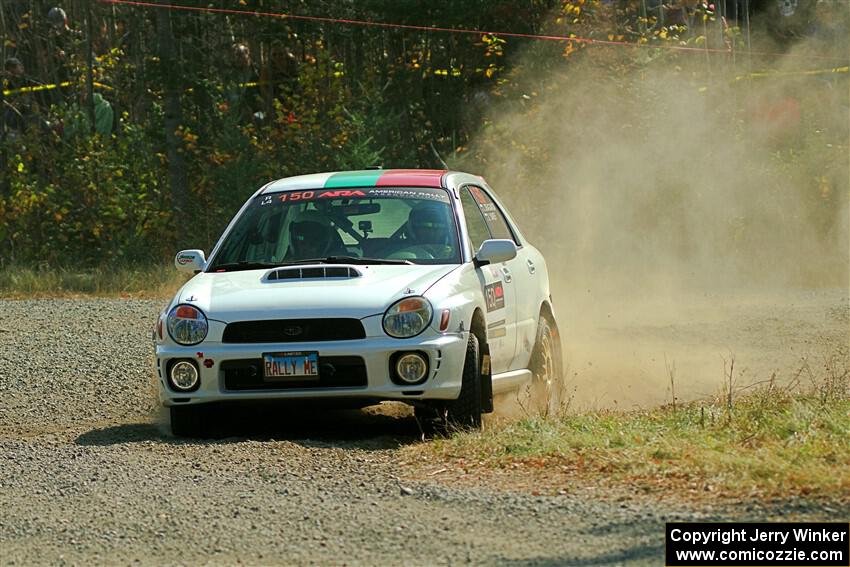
[{"left": 262, "top": 169, "right": 454, "bottom": 193}]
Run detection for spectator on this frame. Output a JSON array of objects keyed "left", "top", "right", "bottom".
[
  {"left": 4, "top": 57, "right": 25, "bottom": 81},
  {"left": 47, "top": 7, "right": 70, "bottom": 33},
  {"left": 63, "top": 88, "right": 114, "bottom": 139},
  {"left": 3, "top": 58, "right": 37, "bottom": 135},
  {"left": 45, "top": 6, "right": 82, "bottom": 104},
  {"left": 260, "top": 41, "right": 299, "bottom": 117},
  {"left": 226, "top": 43, "right": 260, "bottom": 122},
  {"left": 47, "top": 6, "right": 83, "bottom": 42}
]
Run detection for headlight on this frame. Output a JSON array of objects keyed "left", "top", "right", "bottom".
[
  {"left": 383, "top": 297, "right": 433, "bottom": 338},
  {"left": 167, "top": 304, "right": 208, "bottom": 345}
]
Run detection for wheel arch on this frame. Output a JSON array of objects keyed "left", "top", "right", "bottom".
[
  {"left": 539, "top": 299, "right": 559, "bottom": 332},
  {"left": 469, "top": 307, "right": 487, "bottom": 346}
]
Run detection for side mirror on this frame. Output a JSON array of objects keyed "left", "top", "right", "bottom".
[
  {"left": 175, "top": 249, "right": 206, "bottom": 273},
  {"left": 474, "top": 239, "right": 517, "bottom": 267}
]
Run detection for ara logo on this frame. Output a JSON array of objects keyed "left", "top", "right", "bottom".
[
  {"left": 320, "top": 190, "right": 366, "bottom": 198},
  {"left": 260, "top": 195, "right": 273, "bottom": 206},
  {"left": 176, "top": 254, "right": 195, "bottom": 266}
]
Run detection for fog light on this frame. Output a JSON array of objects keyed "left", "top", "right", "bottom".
[
  {"left": 169, "top": 360, "right": 200, "bottom": 391},
  {"left": 395, "top": 353, "right": 428, "bottom": 384}
]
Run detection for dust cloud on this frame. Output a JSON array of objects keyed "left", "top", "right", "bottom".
[{"left": 462, "top": 14, "right": 850, "bottom": 409}]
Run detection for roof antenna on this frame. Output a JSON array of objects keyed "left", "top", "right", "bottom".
[{"left": 429, "top": 141, "right": 449, "bottom": 170}]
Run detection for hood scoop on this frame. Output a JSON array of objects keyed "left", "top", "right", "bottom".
[{"left": 266, "top": 266, "right": 362, "bottom": 281}]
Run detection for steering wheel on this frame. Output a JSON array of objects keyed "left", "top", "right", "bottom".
[{"left": 387, "top": 245, "right": 436, "bottom": 260}]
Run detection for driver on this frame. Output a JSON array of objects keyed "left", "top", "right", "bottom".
[
  {"left": 286, "top": 210, "right": 345, "bottom": 260},
  {"left": 397, "top": 202, "right": 454, "bottom": 259},
  {"left": 408, "top": 202, "right": 451, "bottom": 245}
]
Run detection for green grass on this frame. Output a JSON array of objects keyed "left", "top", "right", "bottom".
[
  {"left": 0, "top": 264, "right": 190, "bottom": 298},
  {"left": 412, "top": 384, "right": 850, "bottom": 498}
]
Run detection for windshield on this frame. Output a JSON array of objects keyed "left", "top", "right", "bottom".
[{"left": 209, "top": 187, "right": 461, "bottom": 270}]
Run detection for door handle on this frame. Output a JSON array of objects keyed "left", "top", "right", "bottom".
[
  {"left": 501, "top": 267, "right": 512, "bottom": 283},
  {"left": 526, "top": 259, "right": 536, "bottom": 274}
]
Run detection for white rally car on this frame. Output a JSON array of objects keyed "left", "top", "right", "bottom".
[{"left": 154, "top": 169, "right": 561, "bottom": 436}]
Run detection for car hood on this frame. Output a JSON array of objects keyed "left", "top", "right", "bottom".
[{"left": 178, "top": 264, "right": 460, "bottom": 321}]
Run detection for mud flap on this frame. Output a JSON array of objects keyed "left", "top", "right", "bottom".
[{"left": 480, "top": 343, "right": 494, "bottom": 413}]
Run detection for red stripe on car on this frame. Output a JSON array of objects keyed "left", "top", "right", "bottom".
[{"left": 375, "top": 169, "right": 446, "bottom": 188}]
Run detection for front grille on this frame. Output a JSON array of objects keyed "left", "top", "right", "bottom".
[
  {"left": 222, "top": 318, "right": 366, "bottom": 343},
  {"left": 222, "top": 357, "right": 367, "bottom": 391}
]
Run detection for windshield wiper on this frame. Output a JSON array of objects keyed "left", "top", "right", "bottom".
[
  {"left": 284, "top": 256, "right": 414, "bottom": 266},
  {"left": 209, "top": 261, "right": 286, "bottom": 272}
]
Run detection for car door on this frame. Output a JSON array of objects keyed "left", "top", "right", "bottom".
[
  {"left": 469, "top": 185, "right": 539, "bottom": 370},
  {"left": 459, "top": 186, "right": 518, "bottom": 375}
]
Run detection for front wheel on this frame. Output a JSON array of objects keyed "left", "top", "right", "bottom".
[
  {"left": 169, "top": 405, "right": 208, "bottom": 438},
  {"left": 416, "top": 334, "right": 483, "bottom": 433},
  {"left": 445, "top": 333, "right": 483, "bottom": 429}
]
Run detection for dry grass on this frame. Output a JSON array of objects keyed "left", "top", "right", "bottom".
[
  {"left": 404, "top": 353, "right": 850, "bottom": 500},
  {"left": 0, "top": 264, "right": 189, "bottom": 298}
]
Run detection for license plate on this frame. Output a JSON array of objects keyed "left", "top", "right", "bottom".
[{"left": 262, "top": 351, "right": 320, "bottom": 380}]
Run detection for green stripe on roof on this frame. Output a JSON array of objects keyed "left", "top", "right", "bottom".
[{"left": 323, "top": 170, "right": 384, "bottom": 188}]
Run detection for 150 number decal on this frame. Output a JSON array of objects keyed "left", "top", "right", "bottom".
[
  {"left": 278, "top": 191, "right": 315, "bottom": 202},
  {"left": 267, "top": 188, "right": 447, "bottom": 204},
  {"left": 277, "top": 190, "right": 368, "bottom": 202}
]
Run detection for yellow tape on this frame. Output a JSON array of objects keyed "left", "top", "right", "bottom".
[
  {"left": 735, "top": 66, "right": 849, "bottom": 81},
  {"left": 3, "top": 65, "right": 843, "bottom": 97},
  {"left": 3, "top": 77, "right": 325, "bottom": 97},
  {"left": 2, "top": 81, "right": 114, "bottom": 96},
  {"left": 3, "top": 81, "right": 73, "bottom": 96}
]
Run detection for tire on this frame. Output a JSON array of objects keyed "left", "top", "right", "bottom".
[
  {"left": 416, "top": 334, "right": 483, "bottom": 434},
  {"left": 529, "top": 317, "right": 563, "bottom": 417},
  {"left": 169, "top": 405, "right": 207, "bottom": 438},
  {"left": 445, "top": 333, "right": 483, "bottom": 429}
]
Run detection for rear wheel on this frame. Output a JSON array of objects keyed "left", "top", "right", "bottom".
[{"left": 529, "top": 317, "right": 563, "bottom": 416}]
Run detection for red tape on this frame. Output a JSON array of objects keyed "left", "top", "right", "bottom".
[{"left": 96, "top": 0, "right": 848, "bottom": 63}]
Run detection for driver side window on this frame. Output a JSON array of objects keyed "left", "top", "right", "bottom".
[{"left": 460, "top": 187, "right": 492, "bottom": 252}]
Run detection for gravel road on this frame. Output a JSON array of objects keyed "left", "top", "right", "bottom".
[{"left": 0, "top": 299, "right": 845, "bottom": 566}]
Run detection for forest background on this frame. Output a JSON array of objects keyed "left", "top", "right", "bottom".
[{"left": 0, "top": 0, "right": 847, "bottom": 286}]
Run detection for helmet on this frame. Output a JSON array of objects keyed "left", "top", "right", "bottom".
[
  {"left": 408, "top": 202, "right": 450, "bottom": 245},
  {"left": 47, "top": 7, "right": 68, "bottom": 30},
  {"left": 288, "top": 209, "right": 335, "bottom": 258}
]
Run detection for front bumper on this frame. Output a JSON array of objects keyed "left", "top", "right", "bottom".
[{"left": 154, "top": 332, "right": 468, "bottom": 407}]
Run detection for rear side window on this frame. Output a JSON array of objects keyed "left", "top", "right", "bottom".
[
  {"left": 465, "top": 185, "right": 516, "bottom": 243},
  {"left": 459, "top": 187, "right": 491, "bottom": 251}
]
